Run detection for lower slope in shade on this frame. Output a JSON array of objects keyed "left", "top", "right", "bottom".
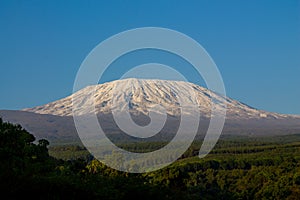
[{"left": 0, "top": 110, "right": 299, "bottom": 145}]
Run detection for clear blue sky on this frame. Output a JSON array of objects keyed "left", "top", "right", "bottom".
[{"left": 0, "top": 0, "right": 299, "bottom": 114}]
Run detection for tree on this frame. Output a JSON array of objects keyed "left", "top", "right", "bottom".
[{"left": 0, "top": 118, "right": 50, "bottom": 175}]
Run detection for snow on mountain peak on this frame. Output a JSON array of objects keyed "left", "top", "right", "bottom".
[{"left": 23, "top": 78, "right": 292, "bottom": 119}]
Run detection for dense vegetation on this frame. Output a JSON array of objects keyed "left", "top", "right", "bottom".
[{"left": 1, "top": 118, "right": 300, "bottom": 199}]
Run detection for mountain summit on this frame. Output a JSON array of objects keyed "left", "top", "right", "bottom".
[{"left": 23, "top": 78, "right": 294, "bottom": 120}]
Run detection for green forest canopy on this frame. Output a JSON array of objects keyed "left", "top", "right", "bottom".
[{"left": 0, "top": 118, "right": 300, "bottom": 199}]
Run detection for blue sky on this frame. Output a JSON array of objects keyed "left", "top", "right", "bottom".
[{"left": 0, "top": 0, "right": 299, "bottom": 114}]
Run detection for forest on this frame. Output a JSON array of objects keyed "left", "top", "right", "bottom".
[{"left": 1, "top": 118, "right": 300, "bottom": 199}]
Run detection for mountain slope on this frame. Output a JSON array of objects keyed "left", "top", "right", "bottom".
[{"left": 1, "top": 78, "right": 299, "bottom": 144}]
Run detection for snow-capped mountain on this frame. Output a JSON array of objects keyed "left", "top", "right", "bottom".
[
  {"left": 23, "top": 78, "right": 295, "bottom": 120},
  {"left": 1, "top": 78, "right": 300, "bottom": 143}
]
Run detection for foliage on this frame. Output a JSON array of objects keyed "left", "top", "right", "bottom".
[{"left": 1, "top": 118, "right": 300, "bottom": 199}]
